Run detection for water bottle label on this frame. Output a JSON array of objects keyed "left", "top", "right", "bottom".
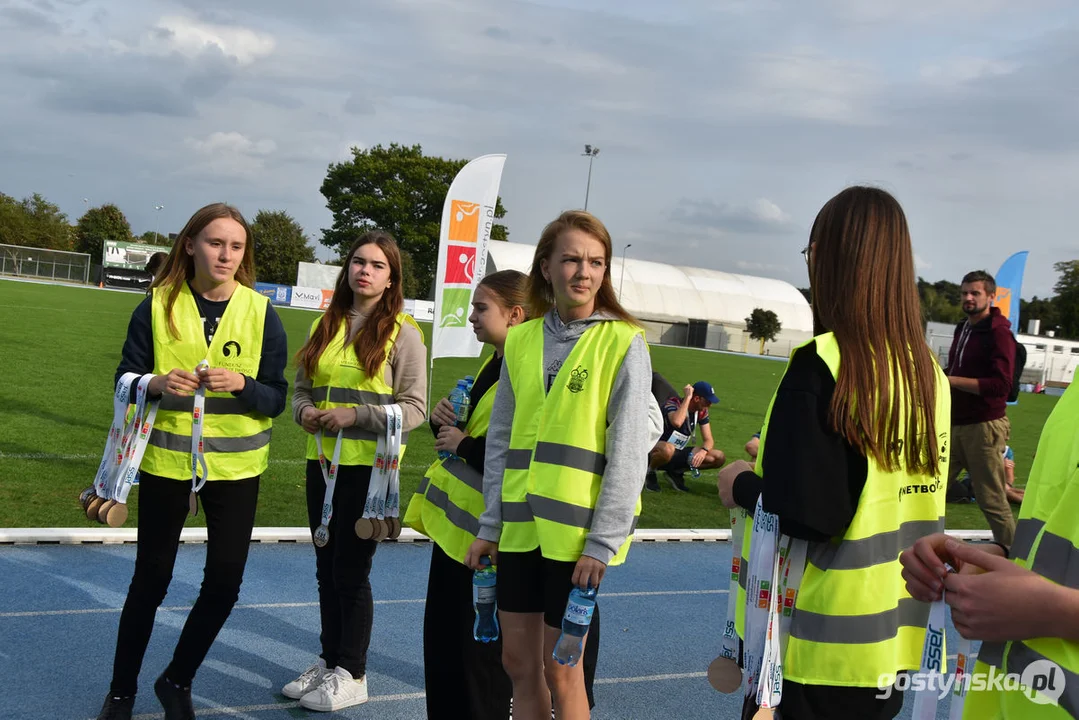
[
  {"left": 475, "top": 586, "right": 496, "bottom": 604},
  {"left": 564, "top": 599, "right": 593, "bottom": 626}
]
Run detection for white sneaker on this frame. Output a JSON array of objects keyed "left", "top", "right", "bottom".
[
  {"left": 299, "top": 666, "right": 369, "bottom": 712},
  {"left": 282, "top": 659, "right": 328, "bottom": 699}
]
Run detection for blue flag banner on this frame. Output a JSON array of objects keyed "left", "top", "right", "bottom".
[{"left": 994, "top": 251, "right": 1028, "bottom": 337}]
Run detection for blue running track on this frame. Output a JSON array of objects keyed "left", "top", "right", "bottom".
[{"left": 0, "top": 541, "right": 972, "bottom": 719}]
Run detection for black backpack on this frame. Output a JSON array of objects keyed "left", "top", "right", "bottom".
[{"left": 1009, "top": 341, "right": 1027, "bottom": 403}]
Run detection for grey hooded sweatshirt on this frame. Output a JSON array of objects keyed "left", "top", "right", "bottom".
[{"left": 476, "top": 309, "right": 662, "bottom": 565}]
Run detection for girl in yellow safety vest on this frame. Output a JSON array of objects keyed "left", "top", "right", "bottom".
[
  {"left": 717, "top": 186, "right": 951, "bottom": 720},
  {"left": 96, "top": 203, "right": 289, "bottom": 720},
  {"left": 466, "top": 210, "right": 662, "bottom": 720},
  {"left": 284, "top": 231, "right": 427, "bottom": 713},
  {"left": 407, "top": 269, "right": 602, "bottom": 720}
]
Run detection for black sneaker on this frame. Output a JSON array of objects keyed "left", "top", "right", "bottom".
[
  {"left": 97, "top": 695, "right": 134, "bottom": 720},
  {"left": 666, "top": 471, "right": 689, "bottom": 493},
  {"left": 154, "top": 674, "right": 195, "bottom": 720},
  {"left": 644, "top": 469, "right": 660, "bottom": 492}
]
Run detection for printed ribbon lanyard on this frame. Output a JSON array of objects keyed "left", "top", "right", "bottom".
[
  {"left": 113, "top": 375, "right": 159, "bottom": 503},
  {"left": 744, "top": 495, "right": 781, "bottom": 706},
  {"left": 948, "top": 629, "right": 974, "bottom": 719},
  {"left": 709, "top": 507, "right": 746, "bottom": 693},
  {"left": 89, "top": 372, "right": 142, "bottom": 504},
  {"left": 756, "top": 535, "right": 807, "bottom": 718},
  {"left": 312, "top": 428, "right": 344, "bottom": 548},
  {"left": 912, "top": 564, "right": 953, "bottom": 720},
  {"left": 357, "top": 404, "right": 403, "bottom": 541},
  {"left": 188, "top": 360, "right": 210, "bottom": 516}
]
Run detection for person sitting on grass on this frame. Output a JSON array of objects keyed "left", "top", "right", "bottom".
[{"left": 645, "top": 379, "right": 726, "bottom": 493}]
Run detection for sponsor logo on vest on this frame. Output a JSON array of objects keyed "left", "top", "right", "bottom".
[
  {"left": 899, "top": 479, "right": 941, "bottom": 501},
  {"left": 567, "top": 365, "right": 588, "bottom": 393},
  {"left": 876, "top": 658, "right": 1066, "bottom": 704},
  {"left": 223, "top": 340, "right": 242, "bottom": 357}
]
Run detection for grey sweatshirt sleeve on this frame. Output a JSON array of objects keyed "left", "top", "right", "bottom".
[
  {"left": 292, "top": 365, "right": 315, "bottom": 426},
  {"left": 354, "top": 322, "right": 428, "bottom": 433},
  {"left": 583, "top": 334, "right": 655, "bottom": 564},
  {"left": 476, "top": 359, "right": 515, "bottom": 543}
]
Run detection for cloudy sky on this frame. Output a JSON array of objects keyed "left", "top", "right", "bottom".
[{"left": 1, "top": 0, "right": 1076, "bottom": 298}]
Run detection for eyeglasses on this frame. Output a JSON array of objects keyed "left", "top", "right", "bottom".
[{"left": 800, "top": 244, "right": 812, "bottom": 265}]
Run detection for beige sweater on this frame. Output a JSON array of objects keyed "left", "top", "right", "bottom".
[{"left": 292, "top": 309, "right": 428, "bottom": 433}]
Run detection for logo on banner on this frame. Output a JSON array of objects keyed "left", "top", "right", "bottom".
[
  {"left": 448, "top": 200, "right": 481, "bottom": 242},
  {"left": 320, "top": 289, "right": 333, "bottom": 309},
  {"left": 444, "top": 245, "right": 477, "bottom": 285},
  {"left": 995, "top": 287, "right": 1012, "bottom": 320},
  {"left": 439, "top": 288, "right": 471, "bottom": 328}
]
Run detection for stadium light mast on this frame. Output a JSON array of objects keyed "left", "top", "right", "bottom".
[
  {"left": 582, "top": 144, "right": 600, "bottom": 210},
  {"left": 618, "top": 243, "right": 632, "bottom": 302},
  {"left": 154, "top": 205, "right": 164, "bottom": 242}
]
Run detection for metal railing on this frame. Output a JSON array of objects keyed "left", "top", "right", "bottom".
[{"left": 0, "top": 244, "right": 90, "bottom": 284}]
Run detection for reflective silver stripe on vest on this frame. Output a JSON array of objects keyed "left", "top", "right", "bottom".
[
  {"left": 1012, "top": 517, "right": 1047, "bottom": 560},
  {"left": 442, "top": 457, "right": 483, "bottom": 493},
  {"left": 421, "top": 480, "right": 481, "bottom": 537},
  {"left": 529, "top": 493, "right": 594, "bottom": 529},
  {"left": 503, "top": 501, "right": 534, "bottom": 522},
  {"left": 147, "top": 428, "right": 272, "bottom": 453},
  {"left": 337, "top": 426, "right": 409, "bottom": 444},
  {"left": 310, "top": 387, "right": 395, "bottom": 406},
  {"left": 739, "top": 555, "right": 748, "bottom": 590},
  {"left": 978, "top": 640, "right": 1079, "bottom": 716},
  {"left": 808, "top": 517, "right": 946, "bottom": 571},
  {"left": 1029, "top": 530, "right": 1079, "bottom": 590},
  {"left": 789, "top": 597, "right": 930, "bottom": 645},
  {"left": 159, "top": 395, "right": 250, "bottom": 415},
  {"left": 533, "top": 442, "right": 606, "bottom": 476},
  {"left": 505, "top": 449, "right": 532, "bottom": 471}
]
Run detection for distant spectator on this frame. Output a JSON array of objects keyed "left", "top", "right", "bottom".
[
  {"left": 145, "top": 252, "right": 168, "bottom": 283},
  {"left": 645, "top": 380, "right": 726, "bottom": 492}
]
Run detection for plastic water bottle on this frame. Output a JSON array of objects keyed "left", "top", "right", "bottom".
[
  {"left": 691, "top": 466, "right": 701, "bottom": 478},
  {"left": 464, "top": 375, "right": 475, "bottom": 393},
  {"left": 552, "top": 587, "right": 596, "bottom": 666},
  {"left": 438, "top": 380, "right": 471, "bottom": 460},
  {"left": 473, "top": 557, "right": 499, "bottom": 642}
]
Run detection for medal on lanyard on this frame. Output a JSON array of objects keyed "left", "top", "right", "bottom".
[
  {"left": 189, "top": 360, "right": 210, "bottom": 516},
  {"left": 743, "top": 496, "right": 780, "bottom": 704},
  {"left": 355, "top": 404, "right": 403, "bottom": 541},
  {"left": 312, "top": 428, "right": 344, "bottom": 548},
  {"left": 911, "top": 564, "right": 953, "bottom": 720},
  {"left": 709, "top": 506, "right": 746, "bottom": 693}
]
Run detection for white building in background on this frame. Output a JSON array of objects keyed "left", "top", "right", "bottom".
[
  {"left": 925, "top": 321, "right": 1078, "bottom": 388},
  {"left": 486, "top": 241, "right": 813, "bottom": 356}
]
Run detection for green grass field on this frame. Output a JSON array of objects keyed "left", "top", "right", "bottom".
[{"left": 0, "top": 278, "right": 1060, "bottom": 530}]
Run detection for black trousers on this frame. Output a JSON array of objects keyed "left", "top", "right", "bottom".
[
  {"left": 305, "top": 459, "right": 378, "bottom": 678},
  {"left": 109, "top": 472, "right": 259, "bottom": 696},
  {"left": 422, "top": 543, "right": 601, "bottom": 719}
]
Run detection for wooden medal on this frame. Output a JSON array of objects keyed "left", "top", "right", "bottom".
[
  {"left": 386, "top": 517, "right": 401, "bottom": 539},
  {"left": 354, "top": 517, "right": 375, "bottom": 540},
  {"left": 188, "top": 492, "right": 198, "bottom": 517},
  {"left": 313, "top": 524, "right": 330, "bottom": 548},
  {"left": 752, "top": 708, "right": 775, "bottom": 720},
  {"left": 707, "top": 656, "right": 743, "bottom": 694},
  {"left": 79, "top": 486, "right": 97, "bottom": 510},
  {"left": 372, "top": 518, "right": 388, "bottom": 542},
  {"left": 105, "top": 502, "right": 129, "bottom": 528},
  {"left": 97, "top": 499, "right": 116, "bottom": 524},
  {"left": 86, "top": 496, "right": 106, "bottom": 521}
]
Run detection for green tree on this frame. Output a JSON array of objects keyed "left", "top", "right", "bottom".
[
  {"left": 250, "top": 209, "right": 316, "bottom": 286},
  {"left": 0, "top": 193, "right": 74, "bottom": 250},
  {"left": 138, "top": 231, "right": 172, "bottom": 246},
  {"left": 1053, "top": 260, "right": 1079, "bottom": 339},
  {"left": 745, "top": 307, "right": 782, "bottom": 354},
  {"left": 1019, "top": 295, "right": 1057, "bottom": 335},
  {"left": 74, "top": 204, "right": 133, "bottom": 262},
  {"left": 0, "top": 193, "right": 31, "bottom": 248},
  {"left": 917, "top": 277, "right": 964, "bottom": 324},
  {"left": 320, "top": 143, "right": 508, "bottom": 297}
]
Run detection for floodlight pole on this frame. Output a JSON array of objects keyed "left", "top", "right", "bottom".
[
  {"left": 582, "top": 145, "right": 600, "bottom": 210},
  {"left": 618, "top": 243, "right": 632, "bottom": 302}
]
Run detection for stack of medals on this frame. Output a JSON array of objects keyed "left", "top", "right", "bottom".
[{"left": 355, "top": 405, "right": 403, "bottom": 542}]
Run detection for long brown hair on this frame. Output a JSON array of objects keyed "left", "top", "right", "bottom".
[
  {"left": 526, "top": 210, "right": 639, "bottom": 325},
  {"left": 151, "top": 203, "right": 256, "bottom": 339},
  {"left": 296, "top": 231, "right": 404, "bottom": 379},
  {"left": 478, "top": 269, "right": 529, "bottom": 317},
  {"left": 809, "top": 186, "right": 940, "bottom": 476}
]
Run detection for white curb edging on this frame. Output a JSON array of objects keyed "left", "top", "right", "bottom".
[{"left": 0, "top": 527, "right": 995, "bottom": 545}]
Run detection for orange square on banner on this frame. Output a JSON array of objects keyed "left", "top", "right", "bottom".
[
  {"left": 444, "top": 245, "right": 477, "bottom": 285},
  {"left": 448, "top": 200, "right": 481, "bottom": 242},
  {"left": 319, "top": 289, "right": 333, "bottom": 309}
]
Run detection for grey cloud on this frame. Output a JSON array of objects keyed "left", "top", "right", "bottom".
[
  {"left": 1, "top": 6, "right": 61, "bottom": 30},
  {"left": 671, "top": 198, "right": 794, "bottom": 234},
  {"left": 483, "top": 26, "right": 511, "bottom": 40},
  {"left": 343, "top": 92, "right": 375, "bottom": 115}
]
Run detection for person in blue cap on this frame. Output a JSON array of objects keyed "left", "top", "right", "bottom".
[{"left": 645, "top": 380, "right": 726, "bottom": 492}]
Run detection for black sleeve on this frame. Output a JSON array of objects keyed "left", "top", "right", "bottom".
[
  {"left": 733, "top": 342, "right": 868, "bottom": 542},
  {"left": 450, "top": 355, "right": 502, "bottom": 473},
  {"left": 114, "top": 297, "right": 155, "bottom": 396},
  {"left": 231, "top": 304, "right": 289, "bottom": 418}
]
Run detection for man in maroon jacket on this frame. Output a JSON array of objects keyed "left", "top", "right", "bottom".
[{"left": 944, "top": 270, "right": 1017, "bottom": 546}]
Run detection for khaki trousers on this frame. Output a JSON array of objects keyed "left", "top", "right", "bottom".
[{"left": 947, "top": 416, "right": 1016, "bottom": 547}]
